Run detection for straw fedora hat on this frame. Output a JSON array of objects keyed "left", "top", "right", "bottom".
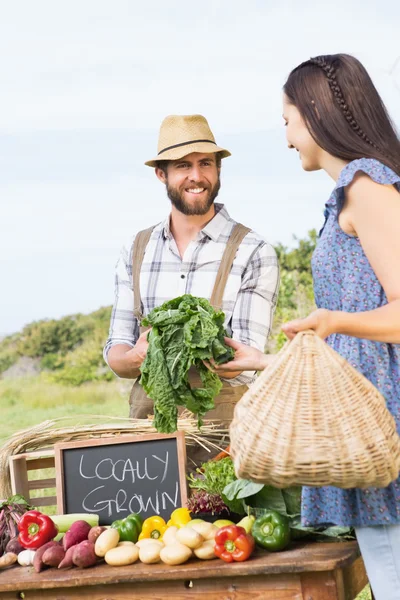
[{"left": 145, "top": 114, "right": 231, "bottom": 167}]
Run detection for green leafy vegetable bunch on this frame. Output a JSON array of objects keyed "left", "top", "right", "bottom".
[{"left": 140, "top": 294, "right": 234, "bottom": 433}]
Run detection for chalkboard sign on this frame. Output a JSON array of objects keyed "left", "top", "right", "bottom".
[{"left": 54, "top": 433, "right": 187, "bottom": 525}]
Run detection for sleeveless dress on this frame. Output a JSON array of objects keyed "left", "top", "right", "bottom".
[{"left": 302, "top": 158, "right": 400, "bottom": 527}]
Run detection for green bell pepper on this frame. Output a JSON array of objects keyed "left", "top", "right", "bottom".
[
  {"left": 252, "top": 511, "right": 290, "bottom": 552},
  {"left": 111, "top": 513, "right": 143, "bottom": 543}
]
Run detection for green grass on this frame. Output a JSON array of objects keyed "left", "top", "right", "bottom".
[{"left": 0, "top": 376, "right": 130, "bottom": 444}]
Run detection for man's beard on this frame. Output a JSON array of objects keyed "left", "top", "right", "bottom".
[{"left": 166, "top": 177, "right": 221, "bottom": 216}]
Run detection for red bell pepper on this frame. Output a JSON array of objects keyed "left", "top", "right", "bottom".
[
  {"left": 214, "top": 525, "right": 255, "bottom": 563},
  {"left": 18, "top": 510, "right": 58, "bottom": 549}
]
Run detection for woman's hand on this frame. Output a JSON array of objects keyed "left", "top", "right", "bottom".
[
  {"left": 282, "top": 308, "right": 336, "bottom": 340},
  {"left": 205, "top": 337, "right": 274, "bottom": 373}
]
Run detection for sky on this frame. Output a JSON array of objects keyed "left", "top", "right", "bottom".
[{"left": 1, "top": 0, "right": 400, "bottom": 335}]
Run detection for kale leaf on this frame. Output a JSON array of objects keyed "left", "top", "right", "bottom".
[{"left": 140, "top": 294, "right": 234, "bottom": 433}]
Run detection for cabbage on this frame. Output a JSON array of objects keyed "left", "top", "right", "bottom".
[{"left": 140, "top": 295, "right": 234, "bottom": 433}]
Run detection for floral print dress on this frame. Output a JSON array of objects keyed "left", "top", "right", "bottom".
[{"left": 302, "top": 158, "right": 400, "bottom": 527}]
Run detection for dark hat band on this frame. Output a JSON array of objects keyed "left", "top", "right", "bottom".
[{"left": 158, "top": 139, "right": 216, "bottom": 156}]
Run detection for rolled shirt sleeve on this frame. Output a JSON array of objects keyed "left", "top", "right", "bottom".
[
  {"left": 222, "top": 240, "right": 280, "bottom": 386},
  {"left": 103, "top": 239, "right": 140, "bottom": 367}
]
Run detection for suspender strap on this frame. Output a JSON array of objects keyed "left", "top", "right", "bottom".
[
  {"left": 210, "top": 223, "right": 251, "bottom": 310},
  {"left": 132, "top": 221, "right": 251, "bottom": 318},
  {"left": 132, "top": 225, "right": 156, "bottom": 320}
]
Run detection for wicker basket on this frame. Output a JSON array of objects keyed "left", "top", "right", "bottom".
[{"left": 230, "top": 330, "right": 400, "bottom": 489}]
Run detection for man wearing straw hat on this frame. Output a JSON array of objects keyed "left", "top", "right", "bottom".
[{"left": 103, "top": 114, "right": 279, "bottom": 443}]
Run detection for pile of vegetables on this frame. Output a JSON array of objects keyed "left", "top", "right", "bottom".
[
  {"left": 140, "top": 294, "right": 234, "bottom": 433},
  {"left": 0, "top": 484, "right": 354, "bottom": 574},
  {"left": 187, "top": 455, "right": 355, "bottom": 542}
]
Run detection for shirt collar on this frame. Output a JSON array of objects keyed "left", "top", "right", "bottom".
[{"left": 162, "top": 203, "right": 230, "bottom": 243}]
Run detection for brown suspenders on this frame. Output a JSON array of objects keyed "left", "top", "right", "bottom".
[{"left": 132, "top": 222, "right": 251, "bottom": 320}]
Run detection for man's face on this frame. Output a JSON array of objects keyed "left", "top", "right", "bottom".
[{"left": 155, "top": 152, "right": 221, "bottom": 216}]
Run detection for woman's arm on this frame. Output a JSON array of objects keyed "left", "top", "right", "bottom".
[{"left": 283, "top": 175, "right": 400, "bottom": 342}]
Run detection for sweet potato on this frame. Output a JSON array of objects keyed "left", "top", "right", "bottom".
[
  {"left": 63, "top": 520, "right": 92, "bottom": 551},
  {"left": 42, "top": 545, "right": 65, "bottom": 568},
  {"left": 33, "top": 541, "right": 59, "bottom": 573},
  {"left": 72, "top": 541, "right": 97, "bottom": 568},
  {"left": 88, "top": 526, "right": 107, "bottom": 545},
  {"left": 58, "top": 545, "right": 77, "bottom": 570}
]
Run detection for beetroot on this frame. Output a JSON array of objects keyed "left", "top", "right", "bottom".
[
  {"left": 63, "top": 520, "right": 92, "bottom": 551},
  {"left": 5, "top": 537, "right": 24, "bottom": 555}
]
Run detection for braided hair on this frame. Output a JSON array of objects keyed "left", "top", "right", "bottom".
[
  {"left": 284, "top": 54, "right": 400, "bottom": 176},
  {"left": 307, "top": 56, "right": 383, "bottom": 154}
]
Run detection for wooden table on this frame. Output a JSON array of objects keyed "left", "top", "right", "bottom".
[{"left": 0, "top": 541, "right": 368, "bottom": 600}]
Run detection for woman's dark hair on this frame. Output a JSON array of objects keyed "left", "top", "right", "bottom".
[{"left": 284, "top": 54, "right": 400, "bottom": 175}]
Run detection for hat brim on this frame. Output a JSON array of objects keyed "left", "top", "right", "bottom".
[{"left": 145, "top": 142, "right": 231, "bottom": 167}]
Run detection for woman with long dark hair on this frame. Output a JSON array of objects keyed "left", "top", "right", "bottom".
[{"left": 210, "top": 54, "right": 400, "bottom": 599}]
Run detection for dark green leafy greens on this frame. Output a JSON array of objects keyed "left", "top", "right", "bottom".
[
  {"left": 223, "top": 479, "right": 355, "bottom": 541},
  {"left": 140, "top": 295, "right": 234, "bottom": 433}
]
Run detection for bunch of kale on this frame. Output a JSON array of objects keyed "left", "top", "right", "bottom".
[{"left": 140, "top": 294, "right": 234, "bottom": 433}]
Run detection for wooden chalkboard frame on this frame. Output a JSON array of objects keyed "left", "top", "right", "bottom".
[{"left": 54, "top": 432, "right": 187, "bottom": 516}]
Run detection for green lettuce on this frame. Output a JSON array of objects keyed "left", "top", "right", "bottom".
[{"left": 140, "top": 295, "right": 234, "bottom": 433}]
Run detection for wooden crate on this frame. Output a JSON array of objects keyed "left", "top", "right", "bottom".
[{"left": 9, "top": 449, "right": 57, "bottom": 509}]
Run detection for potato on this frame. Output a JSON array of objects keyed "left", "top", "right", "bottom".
[
  {"left": 160, "top": 543, "right": 192, "bottom": 566},
  {"left": 72, "top": 541, "right": 97, "bottom": 568},
  {"left": 95, "top": 528, "right": 120, "bottom": 557},
  {"left": 139, "top": 542, "right": 162, "bottom": 564},
  {"left": 117, "top": 541, "right": 136, "bottom": 547},
  {"left": 176, "top": 526, "right": 204, "bottom": 549},
  {"left": 190, "top": 521, "right": 218, "bottom": 541},
  {"left": 42, "top": 545, "right": 66, "bottom": 568},
  {"left": 105, "top": 545, "right": 139, "bottom": 566},
  {"left": 63, "top": 520, "right": 92, "bottom": 551},
  {"left": 136, "top": 538, "right": 164, "bottom": 550},
  {"left": 162, "top": 526, "right": 178, "bottom": 546},
  {"left": 33, "top": 541, "right": 59, "bottom": 573},
  {"left": 194, "top": 540, "right": 217, "bottom": 560},
  {"left": 0, "top": 553, "right": 17, "bottom": 569}
]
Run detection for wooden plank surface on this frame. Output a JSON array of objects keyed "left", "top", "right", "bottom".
[
  {"left": 0, "top": 573, "right": 305, "bottom": 600},
  {"left": 0, "top": 542, "right": 362, "bottom": 592}
]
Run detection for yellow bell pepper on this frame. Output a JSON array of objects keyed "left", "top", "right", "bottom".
[
  {"left": 169, "top": 507, "right": 191, "bottom": 528},
  {"left": 138, "top": 516, "right": 167, "bottom": 540}
]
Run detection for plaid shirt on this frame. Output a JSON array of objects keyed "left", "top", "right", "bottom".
[{"left": 104, "top": 204, "right": 279, "bottom": 385}]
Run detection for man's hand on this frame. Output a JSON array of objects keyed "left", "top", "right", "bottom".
[
  {"left": 204, "top": 337, "right": 273, "bottom": 374},
  {"left": 107, "top": 329, "right": 151, "bottom": 379},
  {"left": 127, "top": 329, "right": 151, "bottom": 369}
]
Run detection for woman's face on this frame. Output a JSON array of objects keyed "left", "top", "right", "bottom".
[{"left": 283, "top": 94, "right": 322, "bottom": 172}]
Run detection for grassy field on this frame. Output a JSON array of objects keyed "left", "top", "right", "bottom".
[
  {"left": 0, "top": 375, "right": 371, "bottom": 599},
  {"left": 0, "top": 376, "right": 130, "bottom": 444}
]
